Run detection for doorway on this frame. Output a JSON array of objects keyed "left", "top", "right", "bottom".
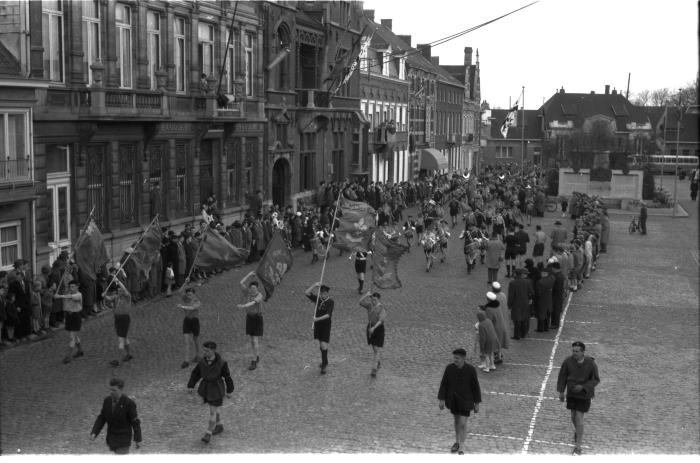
[{"left": 272, "top": 158, "right": 290, "bottom": 209}]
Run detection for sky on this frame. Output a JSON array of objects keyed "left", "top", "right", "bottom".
[{"left": 361, "top": 0, "right": 698, "bottom": 109}]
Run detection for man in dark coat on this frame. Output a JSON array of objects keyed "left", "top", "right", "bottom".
[
  {"left": 438, "top": 348, "right": 481, "bottom": 455},
  {"left": 535, "top": 267, "right": 555, "bottom": 332},
  {"left": 8, "top": 260, "right": 31, "bottom": 338},
  {"left": 508, "top": 268, "right": 533, "bottom": 339},
  {"left": 550, "top": 262, "right": 566, "bottom": 328},
  {"left": 187, "top": 341, "right": 235, "bottom": 443},
  {"left": 91, "top": 377, "right": 142, "bottom": 454}
]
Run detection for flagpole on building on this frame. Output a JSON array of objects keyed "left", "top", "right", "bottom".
[
  {"left": 672, "top": 98, "right": 682, "bottom": 218},
  {"left": 56, "top": 205, "right": 96, "bottom": 294},
  {"left": 520, "top": 86, "right": 525, "bottom": 174},
  {"left": 312, "top": 184, "right": 345, "bottom": 321},
  {"left": 103, "top": 213, "right": 160, "bottom": 294},
  {"left": 661, "top": 105, "right": 667, "bottom": 192}
]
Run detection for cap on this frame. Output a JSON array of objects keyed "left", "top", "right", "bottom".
[
  {"left": 486, "top": 291, "right": 497, "bottom": 301},
  {"left": 491, "top": 282, "right": 501, "bottom": 290},
  {"left": 296, "top": 211, "right": 302, "bottom": 216},
  {"left": 554, "top": 220, "right": 562, "bottom": 225},
  {"left": 202, "top": 341, "right": 217, "bottom": 350},
  {"left": 320, "top": 285, "right": 330, "bottom": 292},
  {"left": 547, "top": 257, "right": 558, "bottom": 264}
]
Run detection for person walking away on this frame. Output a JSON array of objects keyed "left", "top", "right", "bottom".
[
  {"left": 178, "top": 287, "right": 202, "bottom": 368},
  {"left": 236, "top": 271, "right": 265, "bottom": 370},
  {"left": 532, "top": 225, "right": 547, "bottom": 267},
  {"left": 599, "top": 212, "right": 610, "bottom": 253},
  {"left": 354, "top": 251, "right": 368, "bottom": 293},
  {"left": 91, "top": 378, "right": 142, "bottom": 453},
  {"left": 639, "top": 202, "right": 647, "bottom": 235},
  {"left": 549, "top": 221, "right": 568, "bottom": 252},
  {"left": 557, "top": 341, "right": 600, "bottom": 455},
  {"left": 102, "top": 279, "right": 134, "bottom": 367},
  {"left": 508, "top": 268, "right": 533, "bottom": 340},
  {"left": 187, "top": 341, "right": 234, "bottom": 443},
  {"left": 54, "top": 280, "right": 84, "bottom": 363},
  {"left": 437, "top": 348, "right": 481, "bottom": 455},
  {"left": 305, "top": 282, "right": 334, "bottom": 374},
  {"left": 503, "top": 227, "right": 519, "bottom": 278},
  {"left": 484, "top": 233, "right": 505, "bottom": 285},
  {"left": 483, "top": 291, "right": 507, "bottom": 364},
  {"left": 550, "top": 262, "right": 566, "bottom": 328},
  {"left": 475, "top": 311, "right": 499, "bottom": 372},
  {"left": 359, "top": 291, "right": 386, "bottom": 377},
  {"left": 535, "top": 266, "right": 555, "bottom": 332},
  {"left": 514, "top": 224, "right": 530, "bottom": 269}
]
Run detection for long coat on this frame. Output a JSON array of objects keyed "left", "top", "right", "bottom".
[
  {"left": 484, "top": 300, "right": 508, "bottom": 350},
  {"left": 478, "top": 317, "right": 500, "bottom": 355},
  {"left": 508, "top": 277, "right": 533, "bottom": 322},
  {"left": 484, "top": 238, "right": 505, "bottom": 269},
  {"left": 91, "top": 394, "right": 142, "bottom": 451},
  {"left": 535, "top": 273, "right": 555, "bottom": 320},
  {"left": 438, "top": 363, "right": 482, "bottom": 412},
  {"left": 600, "top": 215, "right": 610, "bottom": 246},
  {"left": 551, "top": 270, "right": 566, "bottom": 314}
]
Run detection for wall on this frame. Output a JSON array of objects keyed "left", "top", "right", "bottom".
[{"left": 558, "top": 168, "right": 643, "bottom": 199}]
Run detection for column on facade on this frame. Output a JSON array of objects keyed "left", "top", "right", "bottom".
[
  {"left": 105, "top": 1, "right": 119, "bottom": 88},
  {"left": 109, "top": 141, "right": 120, "bottom": 231},
  {"left": 189, "top": 16, "right": 200, "bottom": 94},
  {"left": 166, "top": 139, "right": 176, "bottom": 217},
  {"left": 192, "top": 138, "right": 201, "bottom": 212},
  {"left": 136, "top": 2, "right": 150, "bottom": 89},
  {"left": 68, "top": 0, "right": 85, "bottom": 84}
]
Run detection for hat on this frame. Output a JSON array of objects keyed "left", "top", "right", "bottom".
[
  {"left": 491, "top": 282, "right": 501, "bottom": 290},
  {"left": 202, "top": 341, "right": 217, "bottom": 350},
  {"left": 486, "top": 291, "right": 497, "bottom": 301},
  {"left": 515, "top": 268, "right": 528, "bottom": 276},
  {"left": 320, "top": 285, "right": 330, "bottom": 292},
  {"left": 547, "top": 257, "right": 559, "bottom": 264},
  {"left": 296, "top": 211, "right": 302, "bottom": 216},
  {"left": 554, "top": 220, "right": 562, "bottom": 225}
]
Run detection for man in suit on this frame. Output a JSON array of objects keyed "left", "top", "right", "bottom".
[
  {"left": 91, "top": 377, "right": 142, "bottom": 454},
  {"left": 8, "top": 259, "right": 31, "bottom": 339},
  {"left": 508, "top": 268, "right": 534, "bottom": 340}
]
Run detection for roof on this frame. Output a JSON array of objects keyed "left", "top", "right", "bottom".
[
  {"left": 638, "top": 105, "right": 698, "bottom": 142},
  {"left": 0, "top": 40, "right": 20, "bottom": 76},
  {"left": 489, "top": 109, "right": 542, "bottom": 140},
  {"left": 541, "top": 91, "right": 649, "bottom": 128}
]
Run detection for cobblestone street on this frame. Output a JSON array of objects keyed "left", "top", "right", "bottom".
[{"left": 1, "top": 202, "right": 698, "bottom": 455}]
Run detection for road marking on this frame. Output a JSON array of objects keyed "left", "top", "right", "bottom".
[
  {"left": 503, "top": 362, "right": 560, "bottom": 369},
  {"left": 567, "top": 320, "right": 601, "bottom": 325},
  {"left": 484, "top": 390, "right": 558, "bottom": 400},
  {"left": 524, "top": 338, "right": 599, "bottom": 345},
  {"left": 691, "top": 250, "right": 699, "bottom": 267},
  {"left": 521, "top": 292, "right": 573, "bottom": 454},
  {"left": 464, "top": 432, "right": 590, "bottom": 449}
]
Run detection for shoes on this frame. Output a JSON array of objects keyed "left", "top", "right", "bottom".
[
  {"left": 477, "top": 363, "right": 486, "bottom": 369},
  {"left": 122, "top": 354, "right": 133, "bottom": 362},
  {"left": 572, "top": 447, "right": 581, "bottom": 455},
  {"left": 458, "top": 450, "right": 464, "bottom": 455},
  {"left": 212, "top": 424, "right": 224, "bottom": 435},
  {"left": 201, "top": 433, "right": 211, "bottom": 444},
  {"left": 181, "top": 361, "right": 189, "bottom": 369},
  {"left": 72, "top": 350, "right": 84, "bottom": 358},
  {"left": 370, "top": 368, "right": 377, "bottom": 378},
  {"left": 490, "top": 367, "right": 496, "bottom": 371},
  {"left": 110, "top": 359, "right": 120, "bottom": 367},
  {"left": 481, "top": 367, "right": 490, "bottom": 373},
  {"left": 321, "top": 365, "right": 327, "bottom": 374},
  {"left": 62, "top": 356, "right": 72, "bottom": 364},
  {"left": 248, "top": 359, "right": 258, "bottom": 371},
  {"left": 451, "top": 443, "right": 460, "bottom": 453},
  {"left": 494, "top": 358, "right": 503, "bottom": 365}
]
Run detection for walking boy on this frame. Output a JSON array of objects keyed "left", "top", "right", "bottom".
[
  {"left": 178, "top": 287, "right": 201, "bottom": 368},
  {"left": 91, "top": 378, "right": 142, "bottom": 454},
  {"left": 187, "top": 341, "right": 234, "bottom": 443},
  {"left": 359, "top": 291, "right": 386, "bottom": 377},
  {"left": 237, "top": 271, "right": 265, "bottom": 370},
  {"left": 102, "top": 279, "right": 134, "bottom": 367},
  {"left": 305, "top": 282, "right": 334, "bottom": 374},
  {"left": 54, "top": 280, "right": 84, "bottom": 364}
]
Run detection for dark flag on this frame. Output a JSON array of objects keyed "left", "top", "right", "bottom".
[
  {"left": 372, "top": 230, "right": 409, "bottom": 290},
  {"left": 255, "top": 231, "right": 293, "bottom": 300},
  {"left": 325, "top": 25, "right": 370, "bottom": 95},
  {"left": 74, "top": 218, "right": 110, "bottom": 280},
  {"left": 129, "top": 218, "right": 164, "bottom": 279},
  {"left": 500, "top": 103, "right": 519, "bottom": 138},
  {"left": 332, "top": 196, "right": 376, "bottom": 252},
  {"left": 195, "top": 228, "right": 249, "bottom": 269}
]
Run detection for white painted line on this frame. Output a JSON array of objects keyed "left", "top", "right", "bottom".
[
  {"left": 484, "top": 390, "right": 558, "bottom": 401},
  {"left": 524, "top": 338, "right": 599, "bottom": 345},
  {"left": 463, "top": 432, "right": 590, "bottom": 449},
  {"left": 691, "top": 250, "right": 699, "bottom": 267},
  {"left": 466, "top": 432, "right": 523, "bottom": 442},
  {"left": 531, "top": 438, "right": 590, "bottom": 449},
  {"left": 521, "top": 292, "right": 573, "bottom": 454},
  {"left": 567, "top": 321, "right": 601, "bottom": 325},
  {"left": 503, "top": 362, "right": 559, "bottom": 369}
]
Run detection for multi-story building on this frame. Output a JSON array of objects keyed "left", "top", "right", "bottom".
[
  {"left": 0, "top": 1, "right": 44, "bottom": 272},
  {"left": 359, "top": 12, "right": 409, "bottom": 184},
  {"left": 482, "top": 108, "right": 543, "bottom": 167},
  {"left": 262, "top": 1, "right": 367, "bottom": 207},
  {"left": 429, "top": 52, "right": 464, "bottom": 173},
  {"left": 17, "top": 0, "right": 267, "bottom": 269}
]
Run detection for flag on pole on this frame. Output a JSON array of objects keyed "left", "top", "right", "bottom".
[
  {"left": 341, "top": 27, "right": 375, "bottom": 88},
  {"left": 74, "top": 218, "right": 110, "bottom": 280},
  {"left": 195, "top": 228, "right": 249, "bottom": 269},
  {"left": 658, "top": 106, "right": 668, "bottom": 134},
  {"left": 255, "top": 231, "right": 293, "bottom": 300},
  {"left": 500, "top": 103, "right": 519, "bottom": 138},
  {"left": 332, "top": 196, "right": 376, "bottom": 252},
  {"left": 129, "top": 218, "right": 163, "bottom": 279},
  {"left": 372, "top": 230, "right": 409, "bottom": 289},
  {"left": 326, "top": 25, "right": 370, "bottom": 94}
]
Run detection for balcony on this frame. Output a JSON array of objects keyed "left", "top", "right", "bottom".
[
  {"left": 0, "top": 157, "right": 32, "bottom": 185},
  {"left": 296, "top": 89, "right": 330, "bottom": 108}
]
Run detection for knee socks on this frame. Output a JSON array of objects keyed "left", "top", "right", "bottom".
[
  {"left": 358, "top": 279, "right": 363, "bottom": 291},
  {"left": 321, "top": 348, "right": 328, "bottom": 367}
]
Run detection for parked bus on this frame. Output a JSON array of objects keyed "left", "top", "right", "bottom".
[{"left": 629, "top": 154, "right": 699, "bottom": 177}]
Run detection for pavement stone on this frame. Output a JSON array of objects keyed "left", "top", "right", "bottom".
[{"left": 0, "top": 197, "right": 697, "bottom": 455}]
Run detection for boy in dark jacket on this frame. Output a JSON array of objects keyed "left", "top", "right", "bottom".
[{"left": 91, "top": 378, "right": 142, "bottom": 453}]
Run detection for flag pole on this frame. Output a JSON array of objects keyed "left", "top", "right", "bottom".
[
  {"left": 183, "top": 221, "right": 213, "bottom": 289},
  {"left": 672, "top": 98, "right": 682, "bottom": 218},
  {"left": 56, "top": 205, "right": 96, "bottom": 294},
  {"left": 312, "top": 183, "right": 345, "bottom": 321},
  {"left": 103, "top": 213, "right": 160, "bottom": 294},
  {"left": 520, "top": 86, "right": 525, "bottom": 174}
]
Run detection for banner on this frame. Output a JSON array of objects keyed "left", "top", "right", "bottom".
[
  {"left": 500, "top": 103, "right": 519, "bottom": 138},
  {"left": 341, "top": 27, "right": 375, "bottom": 87},
  {"left": 332, "top": 196, "right": 376, "bottom": 252},
  {"left": 74, "top": 218, "right": 110, "bottom": 280},
  {"left": 195, "top": 228, "right": 249, "bottom": 269},
  {"left": 129, "top": 219, "right": 163, "bottom": 279},
  {"left": 255, "top": 232, "right": 293, "bottom": 300},
  {"left": 372, "top": 230, "right": 409, "bottom": 289},
  {"left": 326, "top": 25, "right": 370, "bottom": 94}
]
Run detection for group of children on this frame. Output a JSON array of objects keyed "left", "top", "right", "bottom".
[{"left": 0, "top": 272, "right": 58, "bottom": 345}]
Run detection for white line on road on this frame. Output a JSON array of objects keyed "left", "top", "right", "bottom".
[
  {"left": 567, "top": 320, "right": 601, "bottom": 325},
  {"left": 484, "top": 390, "right": 558, "bottom": 400},
  {"left": 524, "top": 338, "right": 599, "bottom": 345},
  {"left": 463, "top": 432, "right": 590, "bottom": 449},
  {"left": 691, "top": 250, "right": 699, "bottom": 267},
  {"left": 521, "top": 292, "right": 573, "bottom": 454},
  {"left": 503, "top": 362, "right": 559, "bottom": 368}
]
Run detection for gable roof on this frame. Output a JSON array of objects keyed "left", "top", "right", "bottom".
[{"left": 541, "top": 91, "right": 649, "bottom": 128}]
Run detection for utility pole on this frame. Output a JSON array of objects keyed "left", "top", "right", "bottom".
[
  {"left": 520, "top": 86, "right": 525, "bottom": 173},
  {"left": 672, "top": 92, "right": 683, "bottom": 217}
]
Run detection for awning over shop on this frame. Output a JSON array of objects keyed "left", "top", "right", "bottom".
[{"left": 420, "top": 148, "right": 448, "bottom": 171}]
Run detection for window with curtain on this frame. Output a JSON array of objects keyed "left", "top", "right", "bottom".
[
  {"left": 115, "top": 4, "right": 132, "bottom": 88},
  {"left": 245, "top": 32, "right": 254, "bottom": 96},
  {"left": 0, "top": 222, "right": 21, "bottom": 271},
  {"left": 147, "top": 11, "right": 161, "bottom": 90},
  {"left": 82, "top": 0, "right": 101, "bottom": 85},
  {"left": 0, "top": 111, "right": 30, "bottom": 181},
  {"left": 198, "top": 22, "right": 214, "bottom": 78},
  {"left": 42, "top": 1, "right": 64, "bottom": 82},
  {"left": 118, "top": 144, "right": 137, "bottom": 225},
  {"left": 174, "top": 17, "right": 186, "bottom": 93},
  {"left": 86, "top": 144, "right": 108, "bottom": 229}
]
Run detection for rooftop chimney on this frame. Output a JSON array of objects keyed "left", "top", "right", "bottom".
[
  {"left": 605, "top": 84, "right": 610, "bottom": 95},
  {"left": 431, "top": 56, "right": 440, "bottom": 66},
  {"left": 464, "top": 47, "right": 473, "bottom": 66},
  {"left": 559, "top": 87, "right": 565, "bottom": 94},
  {"left": 398, "top": 35, "right": 412, "bottom": 47},
  {"left": 417, "top": 43, "right": 431, "bottom": 60},
  {"left": 364, "top": 9, "right": 375, "bottom": 22},
  {"left": 380, "top": 19, "right": 392, "bottom": 30},
  {"left": 612, "top": 88, "right": 617, "bottom": 95}
]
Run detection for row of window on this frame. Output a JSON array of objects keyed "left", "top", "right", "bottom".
[
  {"left": 436, "top": 111, "right": 461, "bottom": 136},
  {"left": 438, "top": 88, "right": 461, "bottom": 105},
  {"left": 42, "top": 1, "right": 255, "bottom": 96},
  {"left": 361, "top": 100, "right": 408, "bottom": 132}
]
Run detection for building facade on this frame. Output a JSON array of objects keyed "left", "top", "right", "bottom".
[{"left": 482, "top": 108, "right": 543, "bottom": 167}]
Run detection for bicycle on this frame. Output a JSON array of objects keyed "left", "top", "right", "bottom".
[{"left": 629, "top": 215, "right": 641, "bottom": 233}]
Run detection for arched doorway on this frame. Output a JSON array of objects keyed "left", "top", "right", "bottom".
[{"left": 272, "top": 158, "right": 290, "bottom": 208}]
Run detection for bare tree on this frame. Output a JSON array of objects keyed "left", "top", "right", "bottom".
[
  {"left": 651, "top": 88, "right": 671, "bottom": 106},
  {"left": 632, "top": 89, "right": 650, "bottom": 106}
]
